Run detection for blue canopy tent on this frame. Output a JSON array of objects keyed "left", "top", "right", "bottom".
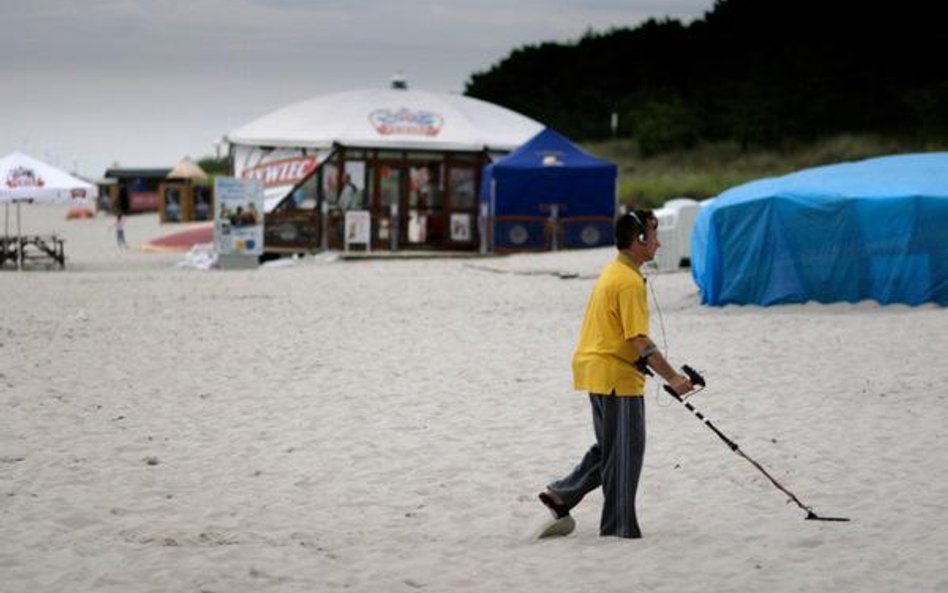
[
  {"left": 480, "top": 128, "right": 617, "bottom": 250},
  {"left": 692, "top": 152, "right": 948, "bottom": 306}
]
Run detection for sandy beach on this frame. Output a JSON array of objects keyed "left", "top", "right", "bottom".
[{"left": 2, "top": 205, "right": 947, "bottom": 592}]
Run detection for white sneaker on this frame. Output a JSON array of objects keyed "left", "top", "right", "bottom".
[{"left": 535, "top": 515, "right": 576, "bottom": 539}]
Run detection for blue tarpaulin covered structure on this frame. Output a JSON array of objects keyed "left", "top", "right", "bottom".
[
  {"left": 480, "top": 128, "right": 617, "bottom": 250},
  {"left": 692, "top": 153, "right": 948, "bottom": 306}
]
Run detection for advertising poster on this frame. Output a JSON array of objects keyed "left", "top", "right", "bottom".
[
  {"left": 214, "top": 177, "right": 264, "bottom": 256},
  {"left": 345, "top": 210, "right": 371, "bottom": 251},
  {"left": 450, "top": 213, "right": 472, "bottom": 242}
]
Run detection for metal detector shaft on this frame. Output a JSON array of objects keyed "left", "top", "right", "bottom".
[{"left": 664, "top": 366, "right": 849, "bottom": 522}]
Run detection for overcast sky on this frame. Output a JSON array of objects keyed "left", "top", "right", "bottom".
[{"left": 1, "top": 0, "right": 712, "bottom": 178}]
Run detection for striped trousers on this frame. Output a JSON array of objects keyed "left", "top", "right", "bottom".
[{"left": 548, "top": 392, "right": 646, "bottom": 538}]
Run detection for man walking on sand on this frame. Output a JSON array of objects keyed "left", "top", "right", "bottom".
[{"left": 537, "top": 210, "right": 693, "bottom": 539}]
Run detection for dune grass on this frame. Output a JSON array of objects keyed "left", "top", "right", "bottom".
[{"left": 584, "top": 133, "right": 948, "bottom": 209}]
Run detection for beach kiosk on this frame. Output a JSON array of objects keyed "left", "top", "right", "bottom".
[
  {"left": 224, "top": 77, "right": 544, "bottom": 253},
  {"left": 158, "top": 157, "right": 212, "bottom": 223},
  {"left": 102, "top": 166, "right": 172, "bottom": 214}
]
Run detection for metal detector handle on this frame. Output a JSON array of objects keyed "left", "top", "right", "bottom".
[
  {"left": 683, "top": 365, "right": 706, "bottom": 387},
  {"left": 663, "top": 366, "right": 737, "bottom": 450},
  {"left": 662, "top": 364, "right": 706, "bottom": 398}
]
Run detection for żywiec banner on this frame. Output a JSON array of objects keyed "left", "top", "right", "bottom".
[{"left": 231, "top": 146, "right": 329, "bottom": 212}]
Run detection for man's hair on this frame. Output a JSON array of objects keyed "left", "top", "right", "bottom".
[{"left": 615, "top": 209, "right": 656, "bottom": 249}]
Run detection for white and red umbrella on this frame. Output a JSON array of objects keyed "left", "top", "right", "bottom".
[
  {"left": 1, "top": 151, "right": 95, "bottom": 269},
  {"left": 1, "top": 151, "right": 94, "bottom": 204}
]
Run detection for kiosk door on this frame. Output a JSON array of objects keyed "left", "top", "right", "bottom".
[
  {"left": 445, "top": 165, "right": 479, "bottom": 247},
  {"left": 407, "top": 162, "right": 442, "bottom": 246},
  {"left": 375, "top": 162, "right": 403, "bottom": 249}
]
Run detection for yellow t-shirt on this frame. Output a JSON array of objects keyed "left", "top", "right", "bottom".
[{"left": 572, "top": 253, "right": 649, "bottom": 396}]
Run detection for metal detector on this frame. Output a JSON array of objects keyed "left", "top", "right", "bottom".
[{"left": 648, "top": 362, "right": 850, "bottom": 522}]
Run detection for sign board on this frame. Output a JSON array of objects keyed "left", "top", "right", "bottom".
[
  {"left": 450, "top": 213, "right": 472, "bottom": 242},
  {"left": 214, "top": 177, "right": 264, "bottom": 258},
  {"left": 345, "top": 210, "right": 371, "bottom": 252}
]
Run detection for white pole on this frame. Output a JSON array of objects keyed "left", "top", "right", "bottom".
[
  {"left": 344, "top": 210, "right": 350, "bottom": 254},
  {"left": 489, "top": 179, "right": 496, "bottom": 253},
  {"left": 390, "top": 203, "right": 399, "bottom": 251},
  {"left": 479, "top": 202, "right": 488, "bottom": 255},
  {"left": 550, "top": 203, "right": 559, "bottom": 252},
  {"left": 320, "top": 199, "right": 329, "bottom": 252},
  {"left": 16, "top": 202, "right": 22, "bottom": 271}
]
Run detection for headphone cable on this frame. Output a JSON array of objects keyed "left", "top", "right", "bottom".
[{"left": 647, "top": 271, "right": 673, "bottom": 405}]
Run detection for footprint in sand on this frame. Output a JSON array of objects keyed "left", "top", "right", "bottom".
[{"left": 789, "top": 537, "right": 824, "bottom": 549}]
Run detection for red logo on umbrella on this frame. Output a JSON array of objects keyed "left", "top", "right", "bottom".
[{"left": 5, "top": 166, "right": 45, "bottom": 188}]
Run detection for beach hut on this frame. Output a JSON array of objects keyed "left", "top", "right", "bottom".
[
  {"left": 224, "top": 77, "right": 544, "bottom": 253},
  {"left": 159, "top": 157, "right": 212, "bottom": 223},
  {"left": 479, "top": 128, "right": 617, "bottom": 252},
  {"left": 691, "top": 152, "right": 948, "bottom": 306},
  {"left": 102, "top": 166, "right": 172, "bottom": 214}
]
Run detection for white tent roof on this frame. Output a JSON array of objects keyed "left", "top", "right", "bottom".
[
  {"left": 0, "top": 152, "right": 95, "bottom": 204},
  {"left": 226, "top": 88, "right": 544, "bottom": 152}
]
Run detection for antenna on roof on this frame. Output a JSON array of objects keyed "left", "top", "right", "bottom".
[{"left": 391, "top": 71, "right": 408, "bottom": 90}]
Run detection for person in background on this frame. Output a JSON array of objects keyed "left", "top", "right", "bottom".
[
  {"left": 537, "top": 210, "right": 694, "bottom": 539},
  {"left": 165, "top": 187, "right": 181, "bottom": 222},
  {"left": 335, "top": 172, "right": 359, "bottom": 243},
  {"left": 114, "top": 212, "right": 128, "bottom": 249},
  {"left": 194, "top": 189, "right": 209, "bottom": 221},
  {"left": 338, "top": 173, "right": 359, "bottom": 211}
]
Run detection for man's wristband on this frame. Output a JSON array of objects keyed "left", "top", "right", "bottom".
[{"left": 640, "top": 345, "right": 659, "bottom": 360}]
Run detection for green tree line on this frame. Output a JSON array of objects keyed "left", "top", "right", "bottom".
[{"left": 465, "top": 0, "right": 948, "bottom": 156}]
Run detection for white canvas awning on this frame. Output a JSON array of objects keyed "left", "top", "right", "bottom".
[{"left": 226, "top": 87, "right": 544, "bottom": 152}]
